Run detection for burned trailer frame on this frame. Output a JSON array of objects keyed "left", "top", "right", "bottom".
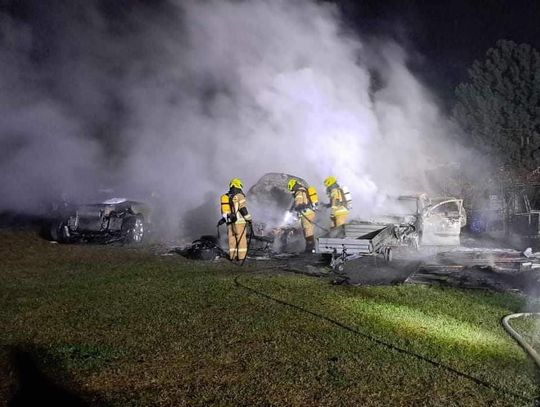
[
  {"left": 316, "top": 222, "right": 395, "bottom": 257},
  {"left": 315, "top": 221, "right": 418, "bottom": 271}
]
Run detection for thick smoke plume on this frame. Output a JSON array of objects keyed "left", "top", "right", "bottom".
[{"left": 0, "top": 0, "right": 462, "bottom": 239}]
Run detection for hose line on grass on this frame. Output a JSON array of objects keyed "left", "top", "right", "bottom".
[
  {"left": 502, "top": 313, "right": 540, "bottom": 369},
  {"left": 234, "top": 273, "right": 535, "bottom": 405}
]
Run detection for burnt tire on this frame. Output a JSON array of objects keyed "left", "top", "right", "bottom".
[
  {"left": 49, "top": 221, "right": 70, "bottom": 243},
  {"left": 122, "top": 215, "right": 144, "bottom": 245},
  {"left": 48, "top": 222, "right": 61, "bottom": 241}
]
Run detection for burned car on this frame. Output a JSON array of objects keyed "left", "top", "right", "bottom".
[
  {"left": 49, "top": 198, "right": 149, "bottom": 244},
  {"left": 387, "top": 194, "right": 467, "bottom": 246}
]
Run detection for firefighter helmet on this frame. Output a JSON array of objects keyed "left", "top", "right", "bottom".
[
  {"left": 229, "top": 178, "right": 243, "bottom": 189},
  {"left": 324, "top": 176, "right": 337, "bottom": 188},
  {"left": 287, "top": 178, "right": 298, "bottom": 191}
]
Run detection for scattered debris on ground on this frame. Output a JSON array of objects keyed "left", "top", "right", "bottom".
[
  {"left": 169, "top": 234, "right": 540, "bottom": 296},
  {"left": 406, "top": 247, "right": 540, "bottom": 294}
]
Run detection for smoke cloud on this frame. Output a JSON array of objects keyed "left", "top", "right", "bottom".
[{"left": 0, "top": 0, "right": 463, "bottom": 239}]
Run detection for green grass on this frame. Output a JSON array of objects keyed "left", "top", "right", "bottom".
[{"left": 0, "top": 230, "right": 539, "bottom": 406}]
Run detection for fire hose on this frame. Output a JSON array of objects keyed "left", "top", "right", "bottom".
[{"left": 502, "top": 313, "right": 540, "bottom": 369}]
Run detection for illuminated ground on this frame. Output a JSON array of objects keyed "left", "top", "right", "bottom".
[{"left": 0, "top": 230, "right": 539, "bottom": 406}]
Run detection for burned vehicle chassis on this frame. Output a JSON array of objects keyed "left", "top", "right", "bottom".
[{"left": 50, "top": 200, "right": 147, "bottom": 245}]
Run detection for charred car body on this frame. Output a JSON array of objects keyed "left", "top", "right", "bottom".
[
  {"left": 392, "top": 195, "right": 467, "bottom": 246},
  {"left": 49, "top": 198, "right": 149, "bottom": 244}
]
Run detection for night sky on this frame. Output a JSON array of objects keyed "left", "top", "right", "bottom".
[{"left": 336, "top": 0, "right": 540, "bottom": 105}]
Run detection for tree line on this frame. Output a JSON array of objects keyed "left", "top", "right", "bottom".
[{"left": 453, "top": 40, "right": 540, "bottom": 181}]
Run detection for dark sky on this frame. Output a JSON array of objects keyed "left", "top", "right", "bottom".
[{"left": 335, "top": 0, "right": 540, "bottom": 105}]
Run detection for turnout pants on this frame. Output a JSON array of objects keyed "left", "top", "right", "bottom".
[
  {"left": 228, "top": 222, "right": 247, "bottom": 261},
  {"left": 300, "top": 211, "right": 315, "bottom": 239},
  {"left": 300, "top": 211, "right": 316, "bottom": 253},
  {"left": 331, "top": 208, "right": 349, "bottom": 229}
]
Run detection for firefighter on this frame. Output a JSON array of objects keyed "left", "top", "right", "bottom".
[
  {"left": 218, "top": 178, "right": 252, "bottom": 261},
  {"left": 323, "top": 176, "right": 349, "bottom": 229},
  {"left": 287, "top": 178, "right": 316, "bottom": 253}
]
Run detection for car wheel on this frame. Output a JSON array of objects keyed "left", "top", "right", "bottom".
[
  {"left": 49, "top": 221, "right": 61, "bottom": 241},
  {"left": 123, "top": 215, "right": 144, "bottom": 244},
  {"left": 49, "top": 221, "right": 71, "bottom": 243}
]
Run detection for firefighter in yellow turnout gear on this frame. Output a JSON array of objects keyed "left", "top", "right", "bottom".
[
  {"left": 324, "top": 176, "right": 349, "bottom": 229},
  {"left": 219, "top": 178, "right": 252, "bottom": 261},
  {"left": 288, "top": 178, "right": 317, "bottom": 253}
]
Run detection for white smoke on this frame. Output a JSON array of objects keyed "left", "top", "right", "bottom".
[{"left": 0, "top": 0, "right": 463, "bottom": 238}]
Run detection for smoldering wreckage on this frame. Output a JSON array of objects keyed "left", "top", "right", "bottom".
[
  {"left": 39, "top": 171, "right": 537, "bottom": 295},
  {"left": 34, "top": 173, "right": 540, "bottom": 293}
]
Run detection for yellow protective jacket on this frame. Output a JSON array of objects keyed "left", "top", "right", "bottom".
[
  {"left": 293, "top": 187, "right": 315, "bottom": 215},
  {"left": 328, "top": 185, "right": 349, "bottom": 217},
  {"left": 230, "top": 191, "right": 252, "bottom": 224}
]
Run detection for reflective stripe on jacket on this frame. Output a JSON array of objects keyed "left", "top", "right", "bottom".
[{"left": 231, "top": 192, "right": 251, "bottom": 224}]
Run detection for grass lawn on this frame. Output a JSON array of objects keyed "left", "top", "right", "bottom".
[{"left": 1, "top": 230, "right": 539, "bottom": 406}]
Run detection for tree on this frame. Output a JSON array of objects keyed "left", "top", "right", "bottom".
[{"left": 453, "top": 40, "right": 540, "bottom": 175}]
